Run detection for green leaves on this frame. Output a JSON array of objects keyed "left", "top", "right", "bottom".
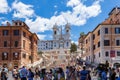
[{"left": 70, "top": 43, "right": 77, "bottom": 53}]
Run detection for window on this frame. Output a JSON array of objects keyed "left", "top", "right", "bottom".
[
  {"left": 98, "top": 41, "right": 100, "bottom": 47},
  {"left": 19, "top": 22, "right": 22, "bottom": 25},
  {"left": 54, "top": 31, "right": 56, "bottom": 34},
  {"left": 14, "top": 30, "right": 19, "bottom": 36},
  {"left": 115, "top": 28, "right": 120, "bottom": 34},
  {"left": 98, "top": 30, "right": 100, "bottom": 36},
  {"left": 105, "top": 28, "right": 108, "bottom": 34},
  {"left": 14, "top": 41, "right": 18, "bottom": 47},
  {"left": 104, "top": 40, "right": 110, "bottom": 46},
  {"left": 23, "top": 32, "right": 26, "bottom": 37},
  {"left": 110, "top": 50, "right": 115, "bottom": 57},
  {"left": 29, "top": 55, "right": 32, "bottom": 60},
  {"left": 116, "top": 40, "right": 120, "bottom": 46},
  {"left": 13, "top": 52, "right": 19, "bottom": 60},
  {"left": 3, "top": 30, "right": 9, "bottom": 36},
  {"left": 93, "top": 45, "right": 95, "bottom": 50},
  {"left": 99, "top": 52, "right": 100, "bottom": 57},
  {"left": 54, "top": 43, "right": 56, "bottom": 47},
  {"left": 22, "top": 53, "right": 26, "bottom": 58},
  {"left": 117, "top": 51, "right": 120, "bottom": 56},
  {"left": 86, "top": 40, "right": 88, "bottom": 44},
  {"left": 66, "top": 42, "right": 69, "bottom": 47},
  {"left": 15, "top": 22, "right": 17, "bottom": 25},
  {"left": 23, "top": 40, "right": 26, "bottom": 49},
  {"left": 46, "top": 46, "right": 48, "bottom": 49},
  {"left": 29, "top": 36, "right": 32, "bottom": 41},
  {"left": 105, "top": 51, "right": 109, "bottom": 57},
  {"left": 4, "top": 41, "right": 7, "bottom": 47},
  {"left": 2, "top": 52, "right": 8, "bottom": 60},
  {"left": 93, "top": 34, "right": 95, "bottom": 40},
  {"left": 66, "top": 30, "right": 69, "bottom": 32}
]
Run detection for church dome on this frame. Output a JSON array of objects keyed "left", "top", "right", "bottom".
[{"left": 53, "top": 23, "right": 58, "bottom": 29}]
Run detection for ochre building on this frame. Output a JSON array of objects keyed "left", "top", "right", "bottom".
[
  {"left": 0, "top": 20, "right": 39, "bottom": 69},
  {"left": 78, "top": 7, "right": 120, "bottom": 67}
]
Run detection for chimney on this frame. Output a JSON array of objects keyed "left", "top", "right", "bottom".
[{"left": 6, "top": 22, "right": 11, "bottom": 26}]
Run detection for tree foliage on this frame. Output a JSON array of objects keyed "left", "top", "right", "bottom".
[
  {"left": 80, "top": 32, "right": 85, "bottom": 36},
  {"left": 70, "top": 43, "right": 77, "bottom": 53},
  {"left": 38, "top": 51, "right": 43, "bottom": 55}
]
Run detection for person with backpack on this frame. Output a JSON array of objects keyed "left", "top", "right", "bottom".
[
  {"left": 68, "top": 66, "right": 76, "bottom": 80},
  {"left": 79, "top": 66, "right": 88, "bottom": 80},
  {"left": 1, "top": 68, "right": 7, "bottom": 80},
  {"left": 13, "top": 67, "right": 19, "bottom": 80},
  {"left": 87, "top": 70, "right": 91, "bottom": 80},
  {"left": 27, "top": 68, "right": 34, "bottom": 80},
  {"left": 110, "top": 68, "right": 116, "bottom": 80},
  {"left": 19, "top": 66, "right": 28, "bottom": 80},
  {"left": 34, "top": 67, "right": 40, "bottom": 80},
  {"left": 101, "top": 68, "right": 107, "bottom": 80},
  {"left": 59, "top": 68, "right": 65, "bottom": 80},
  {"left": 40, "top": 68, "right": 47, "bottom": 80}
]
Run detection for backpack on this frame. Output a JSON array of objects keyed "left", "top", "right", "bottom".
[{"left": 31, "top": 72, "right": 34, "bottom": 77}]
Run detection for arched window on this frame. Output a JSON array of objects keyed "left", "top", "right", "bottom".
[
  {"left": 54, "top": 43, "right": 56, "bottom": 47},
  {"left": 2, "top": 52, "right": 8, "bottom": 60},
  {"left": 54, "top": 31, "right": 56, "bottom": 34},
  {"left": 13, "top": 52, "right": 19, "bottom": 60},
  {"left": 66, "top": 42, "right": 69, "bottom": 47},
  {"left": 66, "top": 30, "right": 69, "bottom": 33}
]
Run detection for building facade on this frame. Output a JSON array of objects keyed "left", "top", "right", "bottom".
[
  {"left": 38, "top": 23, "right": 71, "bottom": 68},
  {"left": 0, "top": 20, "right": 39, "bottom": 69},
  {"left": 79, "top": 7, "right": 120, "bottom": 66},
  {"left": 38, "top": 23, "right": 71, "bottom": 51}
]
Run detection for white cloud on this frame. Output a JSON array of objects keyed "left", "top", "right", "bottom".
[
  {"left": 71, "top": 40, "right": 78, "bottom": 45},
  {"left": 25, "top": 17, "right": 51, "bottom": 33},
  {"left": 25, "top": 0, "right": 101, "bottom": 33},
  {"left": 12, "top": 0, "right": 35, "bottom": 18},
  {"left": 67, "top": 0, "right": 80, "bottom": 7},
  {"left": 54, "top": 5, "right": 57, "bottom": 8},
  {"left": 0, "top": 0, "right": 10, "bottom": 13},
  {"left": 8, "top": 0, "right": 102, "bottom": 41},
  {"left": 1, "top": 20, "right": 10, "bottom": 25},
  {"left": 25, "top": 14, "right": 68, "bottom": 33},
  {"left": 64, "top": 0, "right": 101, "bottom": 26},
  {"left": 0, "top": 0, "right": 103, "bottom": 43},
  {"left": 37, "top": 34, "right": 46, "bottom": 40}
]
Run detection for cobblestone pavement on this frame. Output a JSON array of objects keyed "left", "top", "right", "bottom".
[{"left": 7, "top": 71, "right": 14, "bottom": 80}]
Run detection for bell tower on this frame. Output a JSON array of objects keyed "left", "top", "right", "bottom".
[
  {"left": 53, "top": 23, "right": 58, "bottom": 40},
  {"left": 65, "top": 23, "right": 70, "bottom": 39}
]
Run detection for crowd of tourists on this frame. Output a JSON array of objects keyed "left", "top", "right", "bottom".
[
  {"left": 1, "top": 64, "right": 120, "bottom": 80},
  {"left": 0, "top": 65, "right": 91, "bottom": 80}
]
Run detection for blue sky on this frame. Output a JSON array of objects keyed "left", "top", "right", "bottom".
[{"left": 0, "top": 0, "right": 120, "bottom": 44}]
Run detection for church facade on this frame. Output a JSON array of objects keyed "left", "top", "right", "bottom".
[{"left": 38, "top": 23, "right": 71, "bottom": 51}]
